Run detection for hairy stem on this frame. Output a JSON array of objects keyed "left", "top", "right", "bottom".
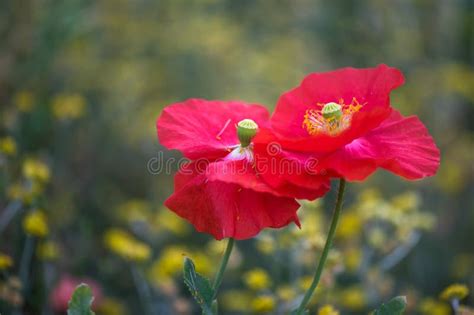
[
  {"left": 295, "top": 179, "right": 346, "bottom": 314},
  {"left": 212, "top": 237, "right": 234, "bottom": 300}
]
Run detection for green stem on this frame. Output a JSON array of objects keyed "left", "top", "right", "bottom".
[
  {"left": 295, "top": 179, "right": 346, "bottom": 314},
  {"left": 130, "top": 265, "right": 154, "bottom": 315},
  {"left": 12, "top": 236, "right": 36, "bottom": 315},
  {"left": 212, "top": 237, "right": 234, "bottom": 300}
]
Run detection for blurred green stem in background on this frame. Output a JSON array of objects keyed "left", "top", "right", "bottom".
[
  {"left": 12, "top": 235, "right": 36, "bottom": 315},
  {"left": 0, "top": 201, "right": 23, "bottom": 235},
  {"left": 130, "top": 265, "right": 155, "bottom": 315},
  {"left": 212, "top": 237, "right": 234, "bottom": 300},
  {"left": 295, "top": 179, "right": 346, "bottom": 314}
]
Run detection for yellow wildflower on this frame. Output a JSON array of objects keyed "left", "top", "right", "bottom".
[
  {"left": 220, "top": 290, "right": 252, "bottom": 312},
  {"left": 327, "top": 249, "right": 343, "bottom": 268},
  {"left": 419, "top": 298, "right": 451, "bottom": 315},
  {"left": 152, "top": 208, "right": 189, "bottom": 235},
  {"left": 367, "top": 226, "right": 387, "bottom": 249},
  {"left": 0, "top": 253, "right": 13, "bottom": 270},
  {"left": 103, "top": 228, "right": 151, "bottom": 262},
  {"left": 23, "top": 210, "right": 49, "bottom": 237},
  {"left": 14, "top": 90, "right": 34, "bottom": 112},
  {"left": 440, "top": 284, "right": 469, "bottom": 301},
  {"left": 37, "top": 241, "right": 60, "bottom": 261},
  {"left": 358, "top": 188, "right": 382, "bottom": 204},
  {"left": 256, "top": 235, "right": 276, "bottom": 255},
  {"left": 22, "top": 159, "right": 50, "bottom": 183},
  {"left": 206, "top": 240, "right": 226, "bottom": 256},
  {"left": 190, "top": 252, "right": 213, "bottom": 276},
  {"left": 251, "top": 295, "right": 275, "bottom": 313},
  {"left": 340, "top": 286, "right": 367, "bottom": 310},
  {"left": 408, "top": 212, "right": 436, "bottom": 231},
  {"left": 391, "top": 191, "right": 420, "bottom": 212},
  {"left": 276, "top": 285, "right": 296, "bottom": 302},
  {"left": 318, "top": 304, "right": 340, "bottom": 315},
  {"left": 148, "top": 245, "right": 211, "bottom": 286},
  {"left": 148, "top": 246, "right": 188, "bottom": 284},
  {"left": 344, "top": 247, "right": 362, "bottom": 272},
  {"left": 96, "top": 297, "right": 126, "bottom": 315},
  {"left": 292, "top": 208, "right": 324, "bottom": 240},
  {"left": 336, "top": 212, "right": 362, "bottom": 239},
  {"left": 7, "top": 182, "right": 42, "bottom": 204},
  {"left": 298, "top": 275, "right": 314, "bottom": 291},
  {"left": 118, "top": 199, "right": 151, "bottom": 223},
  {"left": 0, "top": 137, "right": 17, "bottom": 156},
  {"left": 243, "top": 268, "right": 271, "bottom": 291},
  {"left": 51, "top": 94, "right": 86, "bottom": 120}
]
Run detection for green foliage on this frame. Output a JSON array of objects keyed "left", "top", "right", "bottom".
[
  {"left": 183, "top": 257, "right": 215, "bottom": 315},
  {"left": 67, "top": 284, "right": 95, "bottom": 315},
  {"left": 373, "top": 296, "right": 407, "bottom": 315}
]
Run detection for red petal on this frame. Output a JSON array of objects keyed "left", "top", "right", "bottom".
[
  {"left": 253, "top": 128, "right": 331, "bottom": 199},
  {"left": 165, "top": 162, "right": 301, "bottom": 240},
  {"left": 156, "top": 99, "right": 270, "bottom": 159},
  {"left": 207, "top": 158, "right": 329, "bottom": 200},
  {"left": 319, "top": 110, "right": 440, "bottom": 180},
  {"left": 271, "top": 64, "right": 404, "bottom": 153}
]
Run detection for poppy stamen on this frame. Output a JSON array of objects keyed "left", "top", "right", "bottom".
[
  {"left": 216, "top": 118, "right": 232, "bottom": 140},
  {"left": 302, "top": 98, "right": 363, "bottom": 136}
]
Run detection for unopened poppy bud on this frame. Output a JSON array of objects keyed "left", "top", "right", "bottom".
[
  {"left": 237, "top": 119, "right": 258, "bottom": 147},
  {"left": 322, "top": 102, "right": 342, "bottom": 120}
]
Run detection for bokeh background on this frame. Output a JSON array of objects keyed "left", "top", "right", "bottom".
[{"left": 0, "top": 0, "right": 473, "bottom": 314}]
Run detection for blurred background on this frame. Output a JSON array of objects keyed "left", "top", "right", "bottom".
[{"left": 0, "top": 0, "right": 473, "bottom": 314}]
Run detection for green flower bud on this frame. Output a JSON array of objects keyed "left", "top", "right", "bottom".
[
  {"left": 322, "top": 102, "right": 342, "bottom": 120},
  {"left": 237, "top": 119, "right": 258, "bottom": 147}
]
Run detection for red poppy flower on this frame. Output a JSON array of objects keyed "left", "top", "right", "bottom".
[
  {"left": 157, "top": 99, "right": 330, "bottom": 240},
  {"left": 253, "top": 64, "right": 440, "bottom": 185}
]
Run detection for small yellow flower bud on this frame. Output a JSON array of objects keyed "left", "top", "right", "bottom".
[
  {"left": 318, "top": 304, "right": 340, "bottom": 315},
  {"left": 51, "top": 94, "right": 86, "bottom": 120},
  {"left": 23, "top": 210, "right": 49, "bottom": 238},
  {"left": 419, "top": 298, "right": 451, "bottom": 315},
  {"left": 0, "top": 252, "right": 13, "bottom": 270},
  {"left": 440, "top": 283, "right": 469, "bottom": 301},
  {"left": 251, "top": 295, "right": 275, "bottom": 313},
  {"left": 22, "top": 159, "right": 50, "bottom": 183},
  {"left": 37, "top": 241, "right": 60, "bottom": 261},
  {"left": 340, "top": 286, "right": 367, "bottom": 310},
  {"left": 243, "top": 268, "right": 271, "bottom": 290},
  {"left": 0, "top": 137, "right": 17, "bottom": 156},
  {"left": 103, "top": 228, "right": 151, "bottom": 262}
]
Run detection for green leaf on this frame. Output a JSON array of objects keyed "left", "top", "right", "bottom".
[
  {"left": 67, "top": 284, "right": 95, "bottom": 315},
  {"left": 183, "top": 257, "right": 215, "bottom": 315},
  {"left": 374, "top": 296, "right": 407, "bottom": 315}
]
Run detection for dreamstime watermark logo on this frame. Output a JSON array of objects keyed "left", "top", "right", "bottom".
[
  {"left": 254, "top": 142, "right": 323, "bottom": 175},
  {"left": 266, "top": 141, "right": 282, "bottom": 156},
  {"left": 147, "top": 151, "right": 189, "bottom": 175},
  {"left": 147, "top": 142, "right": 326, "bottom": 176}
]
